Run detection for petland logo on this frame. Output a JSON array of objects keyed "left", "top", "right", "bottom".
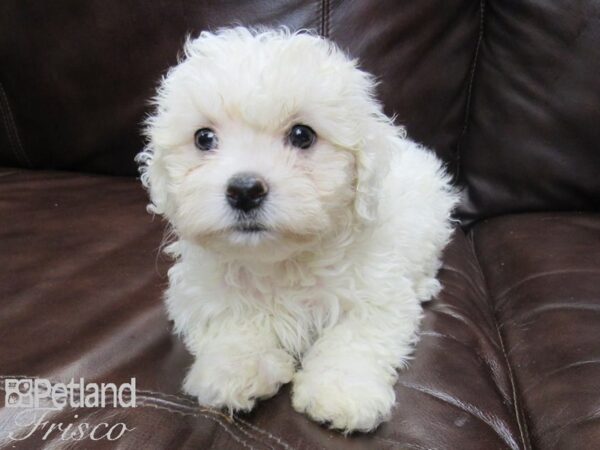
[
  {"left": 4, "top": 377, "right": 136, "bottom": 442},
  {"left": 5, "top": 378, "right": 137, "bottom": 410}
]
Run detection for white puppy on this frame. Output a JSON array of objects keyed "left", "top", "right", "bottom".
[{"left": 138, "top": 27, "right": 457, "bottom": 433}]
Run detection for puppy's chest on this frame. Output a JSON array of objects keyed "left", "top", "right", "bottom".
[
  {"left": 229, "top": 272, "right": 350, "bottom": 310},
  {"left": 227, "top": 274, "right": 351, "bottom": 354},
  {"left": 224, "top": 265, "right": 361, "bottom": 326}
]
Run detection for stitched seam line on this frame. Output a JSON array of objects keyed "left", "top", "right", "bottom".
[
  {"left": 135, "top": 390, "right": 294, "bottom": 450},
  {"left": 325, "top": 0, "right": 330, "bottom": 38},
  {"left": 317, "top": 0, "right": 322, "bottom": 35},
  {"left": 136, "top": 400, "right": 262, "bottom": 450},
  {"left": 454, "top": 0, "right": 485, "bottom": 182},
  {"left": 319, "top": 0, "right": 330, "bottom": 38},
  {"left": 0, "top": 81, "right": 32, "bottom": 168},
  {"left": 468, "top": 230, "right": 533, "bottom": 450}
]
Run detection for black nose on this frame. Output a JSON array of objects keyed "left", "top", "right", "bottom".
[{"left": 226, "top": 173, "right": 269, "bottom": 212}]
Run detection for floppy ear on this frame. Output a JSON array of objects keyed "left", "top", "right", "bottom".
[{"left": 353, "top": 122, "right": 400, "bottom": 223}]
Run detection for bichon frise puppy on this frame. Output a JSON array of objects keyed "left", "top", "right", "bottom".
[{"left": 138, "top": 27, "right": 457, "bottom": 433}]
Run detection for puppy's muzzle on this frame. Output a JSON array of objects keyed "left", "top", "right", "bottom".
[{"left": 226, "top": 173, "right": 269, "bottom": 213}]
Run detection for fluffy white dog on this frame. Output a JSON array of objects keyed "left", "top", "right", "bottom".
[{"left": 138, "top": 27, "right": 457, "bottom": 433}]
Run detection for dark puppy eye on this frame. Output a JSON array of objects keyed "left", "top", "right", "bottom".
[
  {"left": 194, "top": 128, "right": 218, "bottom": 151},
  {"left": 288, "top": 124, "right": 316, "bottom": 149}
]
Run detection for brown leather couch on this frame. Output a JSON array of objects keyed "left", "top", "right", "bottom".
[{"left": 1, "top": 1, "right": 599, "bottom": 449}]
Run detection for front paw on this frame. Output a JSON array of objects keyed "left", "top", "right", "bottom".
[
  {"left": 292, "top": 365, "right": 396, "bottom": 432},
  {"left": 184, "top": 348, "right": 295, "bottom": 412}
]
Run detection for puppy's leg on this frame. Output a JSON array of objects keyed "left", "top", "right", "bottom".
[
  {"left": 292, "top": 285, "right": 421, "bottom": 432},
  {"left": 183, "top": 314, "right": 295, "bottom": 412}
]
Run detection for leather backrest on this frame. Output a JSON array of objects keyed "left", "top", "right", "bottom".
[
  {"left": 0, "top": 1, "right": 319, "bottom": 175},
  {"left": 0, "top": 1, "right": 478, "bottom": 177},
  {"left": 326, "top": 0, "right": 480, "bottom": 165},
  {"left": 4, "top": 1, "right": 597, "bottom": 223},
  {"left": 457, "top": 0, "right": 600, "bottom": 223}
]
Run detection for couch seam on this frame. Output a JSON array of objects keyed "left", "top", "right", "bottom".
[
  {"left": 0, "top": 81, "right": 32, "bottom": 168},
  {"left": 325, "top": 0, "right": 330, "bottom": 38},
  {"left": 467, "top": 230, "right": 533, "bottom": 450},
  {"left": 136, "top": 400, "right": 263, "bottom": 450},
  {"left": 318, "top": 0, "right": 330, "bottom": 38},
  {"left": 139, "top": 391, "right": 290, "bottom": 449},
  {"left": 136, "top": 392, "right": 293, "bottom": 450},
  {"left": 454, "top": 0, "right": 485, "bottom": 182}
]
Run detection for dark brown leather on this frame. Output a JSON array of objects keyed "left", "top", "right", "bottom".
[
  {"left": 457, "top": 0, "right": 600, "bottom": 223},
  {"left": 5, "top": 172, "right": 598, "bottom": 449},
  {"left": 0, "top": 1, "right": 320, "bottom": 174},
  {"left": 1, "top": 169, "right": 527, "bottom": 449},
  {"left": 0, "top": 1, "right": 478, "bottom": 174},
  {"left": 327, "top": 0, "right": 480, "bottom": 165},
  {"left": 472, "top": 213, "right": 600, "bottom": 450}
]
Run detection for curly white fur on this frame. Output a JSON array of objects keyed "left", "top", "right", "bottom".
[{"left": 137, "top": 27, "right": 458, "bottom": 433}]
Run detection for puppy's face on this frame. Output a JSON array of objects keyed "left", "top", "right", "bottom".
[{"left": 142, "top": 29, "right": 392, "bottom": 260}]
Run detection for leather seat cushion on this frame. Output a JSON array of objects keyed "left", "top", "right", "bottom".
[
  {"left": 3, "top": 169, "right": 597, "bottom": 449},
  {"left": 472, "top": 213, "right": 600, "bottom": 450}
]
